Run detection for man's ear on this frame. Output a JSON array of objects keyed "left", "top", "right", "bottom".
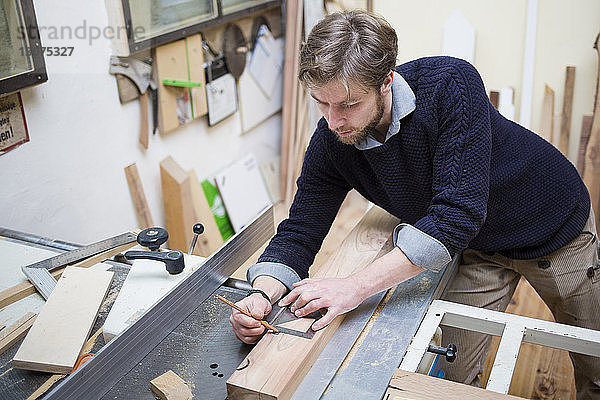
[{"left": 380, "top": 70, "right": 394, "bottom": 95}]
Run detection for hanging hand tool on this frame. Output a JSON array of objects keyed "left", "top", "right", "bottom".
[{"left": 108, "top": 56, "right": 158, "bottom": 147}]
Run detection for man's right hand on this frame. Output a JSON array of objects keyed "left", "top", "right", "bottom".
[{"left": 229, "top": 293, "right": 272, "bottom": 344}]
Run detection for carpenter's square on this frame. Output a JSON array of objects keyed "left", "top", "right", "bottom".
[
  {"left": 267, "top": 303, "right": 322, "bottom": 339},
  {"left": 22, "top": 232, "right": 137, "bottom": 300}
]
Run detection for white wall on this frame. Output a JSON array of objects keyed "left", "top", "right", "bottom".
[
  {"left": 377, "top": 0, "right": 599, "bottom": 162},
  {"left": 0, "top": 0, "right": 281, "bottom": 244}
]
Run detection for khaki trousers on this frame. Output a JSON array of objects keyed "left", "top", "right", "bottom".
[{"left": 440, "top": 208, "right": 600, "bottom": 399}]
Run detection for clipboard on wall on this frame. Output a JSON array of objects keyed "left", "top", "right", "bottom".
[{"left": 205, "top": 56, "right": 237, "bottom": 126}]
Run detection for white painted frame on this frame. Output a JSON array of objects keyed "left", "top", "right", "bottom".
[{"left": 400, "top": 300, "right": 600, "bottom": 394}]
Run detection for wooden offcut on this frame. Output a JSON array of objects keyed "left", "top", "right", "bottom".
[
  {"left": 139, "top": 91, "right": 150, "bottom": 149},
  {"left": 385, "top": 369, "right": 522, "bottom": 399},
  {"left": 0, "top": 312, "right": 36, "bottom": 356},
  {"left": 489, "top": 90, "right": 500, "bottom": 109},
  {"left": 577, "top": 115, "right": 594, "bottom": 175},
  {"left": 227, "top": 206, "right": 399, "bottom": 400},
  {"left": 189, "top": 171, "right": 224, "bottom": 255},
  {"left": 160, "top": 156, "right": 196, "bottom": 253},
  {"left": 115, "top": 74, "right": 140, "bottom": 103},
  {"left": 150, "top": 370, "right": 193, "bottom": 400},
  {"left": 12, "top": 267, "right": 113, "bottom": 373},
  {"left": 154, "top": 35, "right": 207, "bottom": 134},
  {"left": 559, "top": 66, "right": 576, "bottom": 156},
  {"left": 540, "top": 84, "right": 554, "bottom": 143},
  {"left": 124, "top": 163, "right": 154, "bottom": 228},
  {"left": 160, "top": 156, "right": 222, "bottom": 256},
  {"left": 583, "top": 34, "right": 600, "bottom": 226}
]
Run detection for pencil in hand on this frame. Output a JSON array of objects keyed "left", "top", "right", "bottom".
[{"left": 217, "top": 295, "right": 279, "bottom": 333}]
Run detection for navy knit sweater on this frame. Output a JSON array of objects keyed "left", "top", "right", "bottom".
[{"left": 259, "top": 56, "right": 590, "bottom": 279}]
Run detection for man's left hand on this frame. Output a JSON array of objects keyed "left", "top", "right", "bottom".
[{"left": 278, "top": 277, "right": 364, "bottom": 331}]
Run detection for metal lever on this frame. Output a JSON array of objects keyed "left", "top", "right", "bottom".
[
  {"left": 427, "top": 343, "right": 457, "bottom": 362},
  {"left": 136, "top": 227, "right": 169, "bottom": 251},
  {"left": 124, "top": 250, "right": 185, "bottom": 275},
  {"left": 188, "top": 223, "right": 205, "bottom": 255},
  {"left": 125, "top": 227, "right": 185, "bottom": 274}
]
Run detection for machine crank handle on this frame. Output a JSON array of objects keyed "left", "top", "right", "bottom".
[
  {"left": 427, "top": 343, "right": 457, "bottom": 363},
  {"left": 188, "top": 223, "right": 205, "bottom": 255},
  {"left": 124, "top": 250, "right": 185, "bottom": 275}
]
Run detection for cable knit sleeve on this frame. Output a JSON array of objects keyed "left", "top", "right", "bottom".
[
  {"left": 413, "top": 59, "right": 492, "bottom": 257},
  {"left": 257, "top": 122, "right": 352, "bottom": 279}
]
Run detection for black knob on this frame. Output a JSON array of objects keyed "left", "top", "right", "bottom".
[
  {"left": 137, "top": 227, "right": 169, "bottom": 251},
  {"left": 193, "top": 223, "right": 204, "bottom": 235},
  {"left": 427, "top": 343, "right": 457, "bottom": 363},
  {"left": 124, "top": 250, "right": 185, "bottom": 274}
]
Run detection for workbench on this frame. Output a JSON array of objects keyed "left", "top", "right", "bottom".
[{"left": 0, "top": 210, "right": 456, "bottom": 400}]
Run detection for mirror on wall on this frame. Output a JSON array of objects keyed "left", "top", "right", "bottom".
[{"left": 0, "top": 0, "right": 47, "bottom": 95}]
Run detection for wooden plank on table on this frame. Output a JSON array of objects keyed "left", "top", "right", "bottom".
[
  {"left": 0, "top": 312, "right": 36, "bottom": 356},
  {"left": 559, "top": 66, "right": 576, "bottom": 156},
  {"left": 540, "top": 84, "right": 554, "bottom": 143},
  {"left": 584, "top": 34, "right": 600, "bottom": 226},
  {"left": 385, "top": 369, "right": 522, "bottom": 399},
  {"left": 124, "top": 163, "right": 154, "bottom": 228},
  {"left": 12, "top": 267, "right": 113, "bottom": 373},
  {"left": 160, "top": 156, "right": 195, "bottom": 253},
  {"left": 150, "top": 370, "right": 193, "bottom": 400},
  {"left": 577, "top": 115, "right": 594, "bottom": 175},
  {"left": 227, "top": 206, "right": 399, "bottom": 400},
  {"left": 26, "top": 327, "right": 104, "bottom": 400}
]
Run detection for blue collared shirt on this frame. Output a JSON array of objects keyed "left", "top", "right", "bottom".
[{"left": 354, "top": 71, "right": 416, "bottom": 150}]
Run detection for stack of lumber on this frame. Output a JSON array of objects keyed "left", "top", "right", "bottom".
[
  {"left": 583, "top": 34, "right": 600, "bottom": 226},
  {"left": 280, "top": 0, "right": 313, "bottom": 206}
]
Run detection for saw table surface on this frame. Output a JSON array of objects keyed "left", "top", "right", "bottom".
[
  {"left": 0, "top": 225, "right": 455, "bottom": 400},
  {"left": 102, "top": 286, "right": 251, "bottom": 400},
  {"left": 0, "top": 237, "right": 131, "bottom": 400}
]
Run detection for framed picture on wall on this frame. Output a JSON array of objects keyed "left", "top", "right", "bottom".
[{"left": 0, "top": 0, "right": 47, "bottom": 96}]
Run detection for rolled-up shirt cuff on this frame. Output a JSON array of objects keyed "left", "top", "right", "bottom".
[
  {"left": 393, "top": 223, "right": 451, "bottom": 272},
  {"left": 246, "top": 262, "right": 301, "bottom": 292}
]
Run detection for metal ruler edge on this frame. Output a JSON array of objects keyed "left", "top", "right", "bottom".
[
  {"left": 22, "top": 232, "right": 138, "bottom": 270},
  {"left": 319, "top": 257, "right": 458, "bottom": 400},
  {"left": 43, "top": 206, "right": 274, "bottom": 400}
]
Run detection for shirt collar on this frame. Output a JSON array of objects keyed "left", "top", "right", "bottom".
[{"left": 354, "top": 71, "right": 416, "bottom": 150}]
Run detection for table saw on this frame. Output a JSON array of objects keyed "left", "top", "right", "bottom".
[{"left": 0, "top": 206, "right": 457, "bottom": 400}]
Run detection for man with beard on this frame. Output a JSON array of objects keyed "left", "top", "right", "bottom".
[{"left": 229, "top": 9, "right": 600, "bottom": 398}]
